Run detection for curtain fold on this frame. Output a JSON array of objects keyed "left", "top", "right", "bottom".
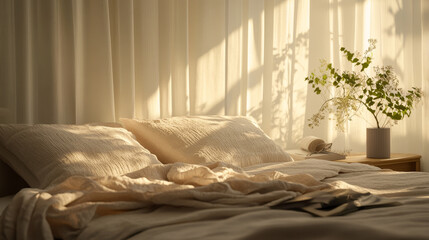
[{"left": 0, "top": 0, "right": 428, "bottom": 170}]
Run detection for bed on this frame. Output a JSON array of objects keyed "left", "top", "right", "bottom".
[{"left": 0, "top": 116, "right": 428, "bottom": 240}]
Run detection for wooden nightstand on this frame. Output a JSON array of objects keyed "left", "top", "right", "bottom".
[{"left": 337, "top": 153, "right": 421, "bottom": 171}]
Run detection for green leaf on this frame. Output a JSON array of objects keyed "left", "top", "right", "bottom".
[
  {"left": 315, "top": 87, "right": 321, "bottom": 94},
  {"left": 361, "top": 62, "right": 369, "bottom": 71},
  {"left": 391, "top": 113, "right": 402, "bottom": 120},
  {"left": 336, "top": 75, "right": 342, "bottom": 82},
  {"left": 366, "top": 79, "right": 373, "bottom": 85},
  {"left": 347, "top": 52, "right": 354, "bottom": 61}
]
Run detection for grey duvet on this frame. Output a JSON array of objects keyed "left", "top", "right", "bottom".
[{"left": 1, "top": 159, "right": 428, "bottom": 240}]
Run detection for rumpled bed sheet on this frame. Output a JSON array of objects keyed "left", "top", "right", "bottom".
[{"left": 2, "top": 160, "right": 428, "bottom": 240}]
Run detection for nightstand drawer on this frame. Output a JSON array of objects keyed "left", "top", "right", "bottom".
[
  {"left": 372, "top": 160, "right": 420, "bottom": 171},
  {"left": 337, "top": 153, "right": 421, "bottom": 172}
]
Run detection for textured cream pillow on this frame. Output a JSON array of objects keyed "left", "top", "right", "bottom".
[
  {"left": 0, "top": 124, "right": 161, "bottom": 188},
  {"left": 120, "top": 116, "right": 292, "bottom": 167}
]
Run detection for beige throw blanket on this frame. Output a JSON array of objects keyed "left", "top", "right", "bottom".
[{"left": 1, "top": 161, "right": 336, "bottom": 240}]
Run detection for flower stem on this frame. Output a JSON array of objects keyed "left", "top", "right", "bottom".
[
  {"left": 355, "top": 98, "right": 380, "bottom": 128},
  {"left": 322, "top": 97, "right": 381, "bottom": 129}
]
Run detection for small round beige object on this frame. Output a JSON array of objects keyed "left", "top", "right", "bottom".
[{"left": 299, "top": 136, "right": 327, "bottom": 153}]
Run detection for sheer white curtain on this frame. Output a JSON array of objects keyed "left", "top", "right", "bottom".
[{"left": 0, "top": 0, "right": 428, "bottom": 170}]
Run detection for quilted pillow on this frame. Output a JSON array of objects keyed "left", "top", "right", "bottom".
[
  {"left": 0, "top": 124, "right": 161, "bottom": 188},
  {"left": 120, "top": 116, "right": 292, "bottom": 167}
]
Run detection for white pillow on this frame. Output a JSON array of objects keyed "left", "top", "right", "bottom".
[
  {"left": 120, "top": 116, "right": 292, "bottom": 167},
  {"left": 0, "top": 124, "right": 161, "bottom": 188}
]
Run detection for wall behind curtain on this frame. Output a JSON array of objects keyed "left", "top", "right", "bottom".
[{"left": 1, "top": 0, "right": 428, "bottom": 171}]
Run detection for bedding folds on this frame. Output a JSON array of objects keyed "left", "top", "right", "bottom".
[
  {"left": 0, "top": 195, "right": 13, "bottom": 215},
  {"left": 3, "top": 160, "right": 427, "bottom": 240},
  {"left": 0, "top": 160, "right": 328, "bottom": 239}
]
